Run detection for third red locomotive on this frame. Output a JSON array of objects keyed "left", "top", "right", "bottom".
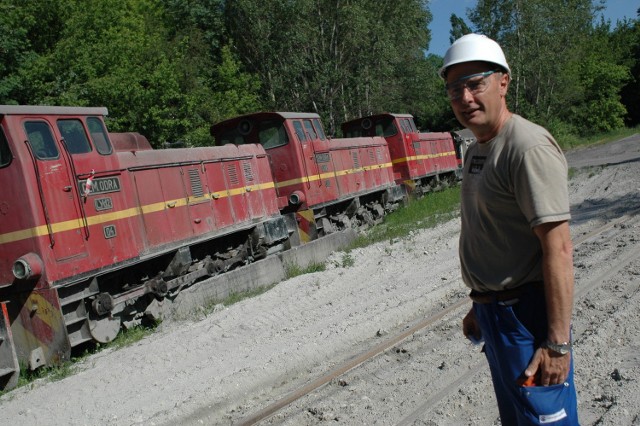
[{"left": 342, "top": 113, "right": 465, "bottom": 196}]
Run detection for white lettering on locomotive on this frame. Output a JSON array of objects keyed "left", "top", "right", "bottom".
[{"left": 77, "top": 177, "right": 121, "bottom": 196}]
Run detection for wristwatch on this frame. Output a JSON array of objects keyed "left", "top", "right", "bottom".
[{"left": 544, "top": 340, "right": 572, "bottom": 355}]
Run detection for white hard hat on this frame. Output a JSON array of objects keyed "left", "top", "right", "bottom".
[{"left": 439, "top": 33, "right": 510, "bottom": 79}]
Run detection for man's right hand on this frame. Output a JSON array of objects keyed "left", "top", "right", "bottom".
[{"left": 463, "top": 307, "right": 483, "bottom": 344}]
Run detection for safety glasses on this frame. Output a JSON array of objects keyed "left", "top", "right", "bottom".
[{"left": 445, "top": 70, "right": 499, "bottom": 101}]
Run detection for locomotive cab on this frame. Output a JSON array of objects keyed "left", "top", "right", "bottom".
[
  {"left": 0, "top": 106, "right": 131, "bottom": 386},
  {"left": 213, "top": 112, "right": 341, "bottom": 215}
]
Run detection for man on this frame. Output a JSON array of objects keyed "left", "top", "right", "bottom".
[{"left": 440, "top": 34, "right": 579, "bottom": 425}]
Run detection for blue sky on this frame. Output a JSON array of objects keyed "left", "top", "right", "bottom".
[{"left": 427, "top": 0, "right": 640, "bottom": 56}]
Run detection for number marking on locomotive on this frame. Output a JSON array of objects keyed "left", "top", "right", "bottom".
[
  {"left": 94, "top": 197, "right": 113, "bottom": 211},
  {"left": 103, "top": 224, "right": 117, "bottom": 239}
]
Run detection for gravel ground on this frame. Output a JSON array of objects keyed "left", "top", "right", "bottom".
[{"left": 1, "top": 134, "right": 639, "bottom": 425}]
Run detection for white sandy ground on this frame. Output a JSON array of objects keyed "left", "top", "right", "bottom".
[{"left": 1, "top": 134, "right": 639, "bottom": 426}]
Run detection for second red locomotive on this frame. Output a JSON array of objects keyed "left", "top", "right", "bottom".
[{"left": 212, "top": 112, "right": 407, "bottom": 240}]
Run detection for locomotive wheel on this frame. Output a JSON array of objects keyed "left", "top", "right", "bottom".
[
  {"left": 88, "top": 314, "right": 121, "bottom": 343},
  {"left": 358, "top": 209, "right": 375, "bottom": 226}
]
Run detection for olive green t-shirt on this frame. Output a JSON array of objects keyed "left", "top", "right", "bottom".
[{"left": 459, "top": 114, "right": 570, "bottom": 293}]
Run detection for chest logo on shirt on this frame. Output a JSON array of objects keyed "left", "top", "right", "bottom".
[{"left": 469, "top": 156, "right": 486, "bottom": 174}]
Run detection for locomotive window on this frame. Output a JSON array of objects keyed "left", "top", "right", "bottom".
[
  {"left": 258, "top": 120, "right": 288, "bottom": 149},
  {"left": 409, "top": 119, "right": 418, "bottom": 133},
  {"left": 303, "top": 120, "right": 317, "bottom": 140},
  {"left": 293, "top": 121, "right": 306, "bottom": 142},
  {"left": 25, "top": 121, "right": 59, "bottom": 160},
  {"left": 343, "top": 125, "right": 362, "bottom": 138},
  {"left": 87, "top": 117, "right": 113, "bottom": 155},
  {"left": 217, "top": 127, "right": 246, "bottom": 145},
  {"left": 0, "top": 126, "right": 12, "bottom": 167},
  {"left": 57, "top": 119, "right": 92, "bottom": 154},
  {"left": 374, "top": 118, "right": 398, "bottom": 138},
  {"left": 312, "top": 119, "right": 326, "bottom": 140},
  {"left": 400, "top": 119, "right": 411, "bottom": 133}
]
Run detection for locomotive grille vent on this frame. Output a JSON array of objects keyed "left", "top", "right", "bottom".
[
  {"left": 188, "top": 169, "right": 204, "bottom": 197},
  {"left": 242, "top": 160, "right": 255, "bottom": 182},
  {"left": 368, "top": 149, "right": 375, "bottom": 163},
  {"left": 352, "top": 151, "right": 360, "bottom": 169},
  {"left": 376, "top": 148, "right": 384, "bottom": 163},
  {"left": 227, "top": 164, "right": 239, "bottom": 185}
]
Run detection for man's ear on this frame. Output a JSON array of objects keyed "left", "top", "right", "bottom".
[{"left": 499, "top": 73, "right": 510, "bottom": 97}]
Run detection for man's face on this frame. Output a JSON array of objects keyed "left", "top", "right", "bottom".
[{"left": 445, "top": 61, "right": 508, "bottom": 141}]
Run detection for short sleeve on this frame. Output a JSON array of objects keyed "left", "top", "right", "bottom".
[{"left": 513, "top": 144, "right": 570, "bottom": 227}]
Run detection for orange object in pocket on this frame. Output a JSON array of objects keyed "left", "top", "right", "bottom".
[
  {"left": 517, "top": 370, "right": 541, "bottom": 387},
  {"left": 519, "top": 375, "right": 536, "bottom": 387}
]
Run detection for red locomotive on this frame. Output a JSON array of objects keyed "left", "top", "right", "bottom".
[
  {"left": 211, "top": 112, "right": 407, "bottom": 241},
  {"left": 0, "top": 105, "right": 290, "bottom": 390},
  {"left": 341, "top": 113, "right": 464, "bottom": 196}
]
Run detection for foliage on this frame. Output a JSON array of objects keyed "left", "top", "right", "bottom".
[
  {"left": 0, "top": 0, "right": 638, "bottom": 141},
  {"left": 285, "top": 261, "right": 327, "bottom": 279},
  {"left": 466, "top": 0, "right": 632, "bottom": 136},
  {"left": 225, "top": 0, "right": 433, "bottom": 134},
  {"left": 449, "top": 13, "right": 473, "bottom": 44},
  {"left": 350, "top": 186, "right": 461, "bottom": 250}
]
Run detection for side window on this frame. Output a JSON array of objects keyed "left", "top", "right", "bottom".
[
  {"left": 258, "top": 120, "right": 288, "bottom": 149},
  {"left": 57, "top": 119, "right": 92, "bottom": 154},
  {"left": 409, "top": 119, "right": 418, "bottom": 133},
  {"left": 25, "top": 121, "right": 59, "bottom": 160},
  {"left": 303, "top": 120, "right": 317, "bottom": 140},
  {"left": 293, "top": 121, "right": 306, "bottom": 143},
  {"left": 217, "top": 128, "right": 246, "bottom": 145},
  {"left": 0, "top": 126, "right": 12, "bottom": 167},
  {"left": 376, "top": 118, "right": 398, "bottom": 137},
  {"left": 312, "top": 119, "right": 326, "bottom": 140},
  {"left": 374, "top": 122, "right": 385, "bottom": 137},
  {"left": 87, "top": 117, "right": 113, "bottom": 155}
]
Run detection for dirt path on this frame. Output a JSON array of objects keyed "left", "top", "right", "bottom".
[{"left": 2, "top": 135, "right": 639, "bottom": 426}]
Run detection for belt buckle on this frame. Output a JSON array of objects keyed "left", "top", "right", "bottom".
[{"left": 497, "top": 298, "right": 519, "bottom": 306}]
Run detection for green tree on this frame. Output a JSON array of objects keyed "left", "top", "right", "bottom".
[
  {"left": 570, "top": 58, "right": 629, "bottom": 133},
  {"left": 610, "top": 14, "right": 640, "bottom": 126},
  {"left": 449, "top": 14, "right": 472, "bottom": 44},
  {"left": 467, "top": 0, "right": 630, "bottom": 136},
  {"left": 226, "top": 0, "right": 433, "bottom": 134},
  {"left": 0, "top": 0, "right": 72, "bottom": 103}
]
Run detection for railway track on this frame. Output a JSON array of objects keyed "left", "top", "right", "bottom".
[{"left": 230, "top": 209, "right": 640, "bottom": 425}]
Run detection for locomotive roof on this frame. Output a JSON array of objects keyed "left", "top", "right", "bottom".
[
  {"left": 276, "top": 112, "right": 320, "bottom": 119},
  {"left": 0, "top": 105, "right": 109, "bottom": 116},
  {"left": 342, "top": 113, "right": 414, "bottom": 125}
]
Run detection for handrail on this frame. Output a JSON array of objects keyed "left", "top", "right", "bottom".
[
  {"left": 23, "top": 141, "right": 55, "bottom": 248},
  {"left": 59, "top": 138, "right": 91, "bottom": 240}
]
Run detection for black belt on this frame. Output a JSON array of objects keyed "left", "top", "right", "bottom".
[{"left": 469, "top": 281, "right": 544, "bottom": 304}]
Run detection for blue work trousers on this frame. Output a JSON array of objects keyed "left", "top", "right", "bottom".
[{"left": 473, "top": 285, "right": 579, "bottom": 425}]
